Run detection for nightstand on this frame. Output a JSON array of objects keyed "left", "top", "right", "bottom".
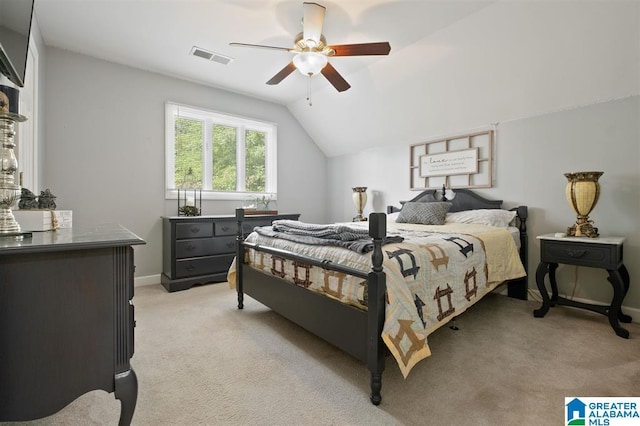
[{"left": 533, "top": 234, "right": 631, "bottom": 338}]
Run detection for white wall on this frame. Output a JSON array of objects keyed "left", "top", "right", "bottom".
[
  {"left": 292, "top": 1, "right": 639, "bottom": 158},
  {"left": 328, "top": 95, "right": 640, "bottom": 310},
  {"left": 43, "top": 47, "right": 327, "bottom": 277},
  {"left": 324, "top": 1, "right": 640, "bottom": 311}
]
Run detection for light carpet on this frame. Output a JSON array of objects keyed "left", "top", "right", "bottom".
[{"left": 6, "top": 283, "right": 640, "bottom": 425}]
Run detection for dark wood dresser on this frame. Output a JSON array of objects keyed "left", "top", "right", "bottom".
[
  {"left": 0, "top": 224, "right": 145, "bottom": 425},
  {"left": 162, "top": 213, "right": 300, "bottom": 292}
]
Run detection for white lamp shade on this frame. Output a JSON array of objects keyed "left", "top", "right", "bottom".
[{"left": 293, "top": 52, "right": 328, "bottom": 76}]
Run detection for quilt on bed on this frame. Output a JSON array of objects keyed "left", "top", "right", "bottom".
[{"left": 227, "top": 221, "right": 526, "bottom": 378}]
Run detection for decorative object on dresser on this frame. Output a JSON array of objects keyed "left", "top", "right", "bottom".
[
  {"left": 0, "top": 224, "right": 144, "bottom": 425},
  {"left": 18, "top": 187, "right": 38, "bottom": 209},
  {"left": 177, "top": 167, "right": 202, "bottom": 216},
  {"left": 14, "top": 187, "right": 71, "bottom": 231},
  {"left": 12, "top": 209, "right": 72, "bottom": 231},
  {"left": 533, "top": 234, "right": 631, "bottom": 338},
  {"left": 0, "top": 85, "right": 27, "bottom": 235},
  {"left": 37, "top": 188, "right": 57, "bottom": 209},
  {"left": 352, "top": 186, "right": 367, "bottom": 222},
  {"left": 162, "top": 212, "right": 300, "bottom": 292},
  {"left": 257, "top": 194, "right": 273, "bottom": 211},
  {"left": 564, "top": 171, "right": 603, "bottom": 237}
]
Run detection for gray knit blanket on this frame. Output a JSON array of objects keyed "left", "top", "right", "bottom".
[{"left": 252, "top": 220, "right": 403, "bottom": 254}]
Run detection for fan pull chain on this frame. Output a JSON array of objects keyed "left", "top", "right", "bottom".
[{"left": 306, "top": 74, "right": 312, "bottom": 106}]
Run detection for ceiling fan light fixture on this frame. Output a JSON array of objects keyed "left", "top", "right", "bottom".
[{"left": 293, "top": 51, "right": 328, "bottom": 76}]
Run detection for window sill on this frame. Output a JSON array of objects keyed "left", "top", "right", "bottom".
[{"left": 165, "top": 189, "right": 277, "bottom": 202}]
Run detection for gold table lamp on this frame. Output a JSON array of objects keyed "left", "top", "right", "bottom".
[{"left": 565, "top": 171, "right": 603, "bottom": 237}]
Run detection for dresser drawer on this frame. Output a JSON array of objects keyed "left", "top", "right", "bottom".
[
  {"left": 175, "top": 236, "right": 236, "bottom": 258},
  {"left": 214, "top": 219, "right": 275, "bottom": 236},
  {"left": 176, "top": 239, "right": 215, "bottom": 258},
  {"left": 242, "top": 222, "right": 261, "bottom": 234},
  {"left": 214, "top": 221, "right": 236, "bottom": 236},
  {"left": 541, "top": 240, "right": 622, "bottom": 269},
  {"left": 176, "top": 222, "right": 214, "bottom": 239},
  {"left": 213, "top": 236, "right": 237, "bottom": 253},
  {"left": 175, "top": 254, "right": 235, "bottom": 279}
]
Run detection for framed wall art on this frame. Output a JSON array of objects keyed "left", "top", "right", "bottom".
[{"left": 410, "top": 130, "right": 493, "bottom": 190}]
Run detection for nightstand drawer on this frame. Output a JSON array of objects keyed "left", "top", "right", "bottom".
[
  {"left": 176, "top": 222, "right": 213, "bottom": 239},
  {"left": 541, "top": 240, "right": 622, "bottom": 269}
]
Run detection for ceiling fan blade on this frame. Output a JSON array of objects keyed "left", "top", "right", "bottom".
[
  {"left": 327, "top": 42, "right": 391, "bottom": 56},
  {"left": 302, "top": 2, "right": 325, "bottom": 46},
  {"left": 266, "top": 62, "right": 297, "bottom": 85},
  {"left": 229, "top": 42, "right": 293, "bottom": 52},
  {"left": 321, "top": 62, "right": 351, "bottom": 92}
]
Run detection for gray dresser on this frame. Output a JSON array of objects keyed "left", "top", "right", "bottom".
[
  {"left": 162, "top": 213, "right": 300, "bottom": 292},
  {"left": 0, "top": 224, "right": 145, "bottom": 425}
]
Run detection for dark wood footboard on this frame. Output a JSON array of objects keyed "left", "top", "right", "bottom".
[{"left": 235, "top": 209, "right": 387, "bottom": 404}]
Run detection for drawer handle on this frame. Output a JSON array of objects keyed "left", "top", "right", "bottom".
[
  {"left": 186, "top": 244, "right": 196, "bottom": 251},
  {"left": 190, "top": 227, "right": 200, "bottom": 234},
  {"left": 227, "top": 242, "right": 235, "bottom": 248},
  {"left": 565, "top": 249, "right": 587, "bottom": 258},
  {"left": 221, "top": 225, "right": 230, "bottom": 232},
  {"left": 186, "top": 265, "right": 196, "bottom": 271}
]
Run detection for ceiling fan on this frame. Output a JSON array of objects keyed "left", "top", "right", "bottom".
[{"left": 230, "top": 2, "right": 391, "bottom": 94}]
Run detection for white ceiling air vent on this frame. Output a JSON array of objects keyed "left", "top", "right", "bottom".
[{"left": 190, "top": 46, "right": 233, "bottom": 65}]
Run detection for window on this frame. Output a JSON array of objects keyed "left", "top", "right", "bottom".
[{"left": 165, "top": 102, "right": 277, "bottom": 201}]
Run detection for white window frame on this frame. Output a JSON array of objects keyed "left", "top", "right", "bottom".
[
  {"left": 16, "top": 36, "right": 39, "bottom": 193},
  {"left": 165, "top": 102, "right": 277, "bottom": 201}
]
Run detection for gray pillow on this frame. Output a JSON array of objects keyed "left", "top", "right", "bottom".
[{"left": 396, "top": 202, "right": 452, "bottom": 225}]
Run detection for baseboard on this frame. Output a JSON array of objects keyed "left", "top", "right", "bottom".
[{"left": 134, "top": 274, "right": 161, "bottom": 287}]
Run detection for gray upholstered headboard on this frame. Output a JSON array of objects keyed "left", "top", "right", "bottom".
[
  {"left": 387, "top": 188, "right": 527, "bottom": 226},
  {"left": 386, "top": 188, "right": 502, "bottom": 213}
]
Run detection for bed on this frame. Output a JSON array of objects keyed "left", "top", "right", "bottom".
[{"left": 228, "top": 189, "right": 528, "bottom": 405}]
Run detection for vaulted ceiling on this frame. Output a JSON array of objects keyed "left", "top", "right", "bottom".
[{"left": 34, "top": 1, "right": 638, "bottom": 157}]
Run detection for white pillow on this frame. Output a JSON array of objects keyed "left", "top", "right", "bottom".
[
  {"left": 387, "top": 212, "right": 400, "bottom": 222},
  {"left": 445, "top": 209, "right": 517, "bottom": 228}
]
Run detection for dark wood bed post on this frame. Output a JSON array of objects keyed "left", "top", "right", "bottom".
[
  {"left": 367, "top": 213, "right": 386, "bottom": 405},
  {"left": 508, "top": 205, "right": 528, "bottom": 300},
  {"left": 516, "top": 205, "right": 528, "bottom": 274},
  {"left": 236, "top": 208, "right": 245, "bottom": 309}
]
